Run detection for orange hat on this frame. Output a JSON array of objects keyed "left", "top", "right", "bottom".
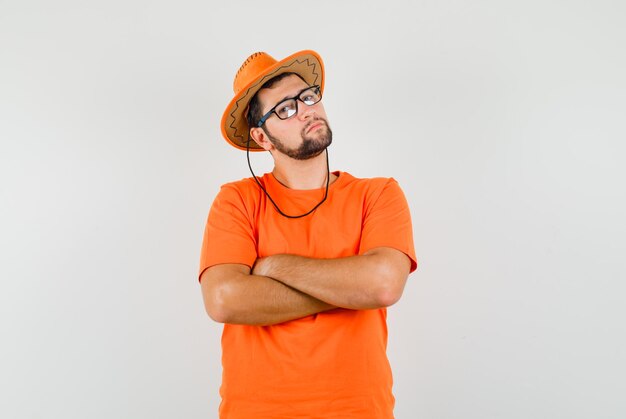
[{"left": 221, "top": 50, "right": 325, "bottom": 151}]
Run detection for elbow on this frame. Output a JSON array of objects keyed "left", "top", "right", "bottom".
[
  {"left": 203, "top": 282, "right": 235, "bottom": 324},
  {"left": 372, "top": 264, "right": 407, "bottom": 308},
  {"left": 201, "top": 265, "right": 252, "bottom": 324},
  {"left": 206, "top": 302, "right": 228, "bottom": 324},
  {"left": 374, "top": 285, "right": 403, "bottom": 308},
  {"left": 362, "top": 247, "right": 410, "bottom": 308}
]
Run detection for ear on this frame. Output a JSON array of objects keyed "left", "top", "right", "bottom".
[{"left": 249, "top": 127, "right": 274, "bottom": 151}]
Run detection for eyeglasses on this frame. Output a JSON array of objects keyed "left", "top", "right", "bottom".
[{"left": 257, "top": 85, "right": 322, "bottom": 127}]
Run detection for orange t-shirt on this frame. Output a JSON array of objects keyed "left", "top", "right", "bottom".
[{"left": 199, "top": 171, "right": 417, "bottom": 418}]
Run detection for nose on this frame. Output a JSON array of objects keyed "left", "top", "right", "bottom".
[{"left": 297, "top": 101, "right": 316, "bottom": 121}]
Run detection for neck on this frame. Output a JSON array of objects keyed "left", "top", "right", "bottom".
[{"left": 271, "top": 150, "right": 335, "bottom": 190}]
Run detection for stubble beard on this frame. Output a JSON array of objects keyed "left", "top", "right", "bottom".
[{"left": 264, "top": 118, "right": 333, "bottom": 160}]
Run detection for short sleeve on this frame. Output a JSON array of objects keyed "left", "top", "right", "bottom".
[
  {"left": 358, "top": 179, "right": 417, "bottom": 273},
  {"left": 198, "top": 183, "right": 258, "bottom": 280}
]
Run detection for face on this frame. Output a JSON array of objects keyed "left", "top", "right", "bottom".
[{"left": 252, "top": 74, "right": 332, "bottom": 160}]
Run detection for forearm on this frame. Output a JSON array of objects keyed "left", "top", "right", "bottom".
[
  {"left": 253, "top": 247, "right": 411, "bottom": 310},
  {"left": 201, "top": 264, "right": 335, "bottom": 326}
]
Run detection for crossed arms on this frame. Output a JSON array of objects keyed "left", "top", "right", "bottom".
[{"left": 200, "top": 247, "right": 411, "bottom": 326}]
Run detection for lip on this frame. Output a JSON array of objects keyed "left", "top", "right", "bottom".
[{"left": 306, "top": 121, "right": 324, "bottom": 133}]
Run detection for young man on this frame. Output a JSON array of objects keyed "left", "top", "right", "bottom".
[{"left": 199, "top": 50, "right": 417, "bottom": 418}]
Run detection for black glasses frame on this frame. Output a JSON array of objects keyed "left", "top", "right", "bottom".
[{"left": 256, "top": 85, "right": 322, "bottom": 127}]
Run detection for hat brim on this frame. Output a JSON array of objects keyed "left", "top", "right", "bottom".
[{"left": 221, "top": 50, "right": 325, "bottom": 151}]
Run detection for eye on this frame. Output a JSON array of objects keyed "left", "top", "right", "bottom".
[
  {"left": 301, "top": 88, "right": 320, "bottom": 105},
  {"left": 276, "top": 100, "right": 297, "bottom": 118}
]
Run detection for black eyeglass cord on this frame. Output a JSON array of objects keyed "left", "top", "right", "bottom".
[{"left": 245, "top": 136, "right": 330, "bottom": 219}]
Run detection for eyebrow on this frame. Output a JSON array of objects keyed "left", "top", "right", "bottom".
[{"left": 277, "top": 86, "right": 310, "bottom": 103}]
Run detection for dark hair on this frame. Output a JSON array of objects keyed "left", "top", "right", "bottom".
[{"left": 246, "top": 72, "right": 307, "bottom": 129}]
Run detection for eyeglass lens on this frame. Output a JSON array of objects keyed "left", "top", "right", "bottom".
[{"left": 275, "top": 86, "right": 321, "bottom": 120}]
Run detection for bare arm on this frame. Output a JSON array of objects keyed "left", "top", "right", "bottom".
[
  {"left": 252, "top": 246, "right": 412, "bottom": 310},
  {"left": 200, "top": 263, "right": 335, "bottom": 326}
]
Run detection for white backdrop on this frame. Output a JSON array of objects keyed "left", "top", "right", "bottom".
[{"left": 1, "top": 1, "right": 625, "bottom": 418}]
